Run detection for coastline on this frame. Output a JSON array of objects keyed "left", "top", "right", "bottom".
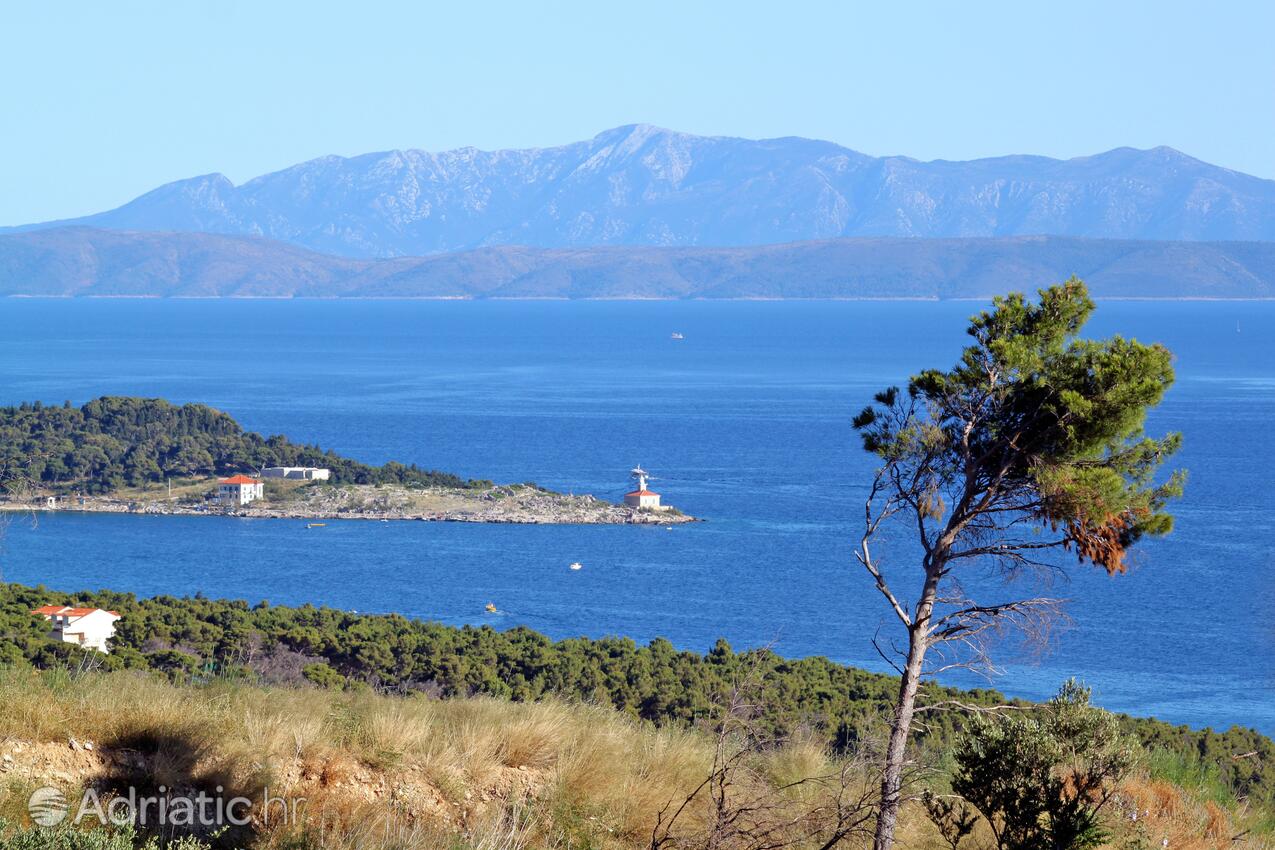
[{"left": 0, "top": 483, "right": 697, "bottom": 525}]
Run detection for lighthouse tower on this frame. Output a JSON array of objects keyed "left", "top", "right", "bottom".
[{"left": 623, "top": 465, "right": 662, "bottom": 509}]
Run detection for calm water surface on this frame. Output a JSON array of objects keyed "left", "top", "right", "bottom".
[{"left": 0, "top": 298, "right": 1271, "bottom": 733}]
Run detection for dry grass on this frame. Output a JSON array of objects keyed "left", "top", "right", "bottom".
[
  {"left": 113, "top": 476, "right": 221, "bottom": 501},
  {"left": 0, "top": 667, "right": 1267, "bottom": 850},
  {"left": 0, "top": 668, "right": 723, "bottom": 849},
  {"left": 1102, "top": 775, "right": 1274, "bottom": 849}
]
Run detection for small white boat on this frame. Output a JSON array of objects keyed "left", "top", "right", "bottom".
[
  {"left": 569, "top": 562, "right": 583, "bottom": 570},
  {"left": 670, "top": 332, "right": 685, "bottom": 340}
]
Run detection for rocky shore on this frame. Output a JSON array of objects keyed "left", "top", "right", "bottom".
[{"left": 4, "top": 483, "right": 697, "bottom": 525}]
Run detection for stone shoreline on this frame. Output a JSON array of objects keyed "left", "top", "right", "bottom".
[{"left": 2, "top": 483, "right": 697, "bottom": 525}]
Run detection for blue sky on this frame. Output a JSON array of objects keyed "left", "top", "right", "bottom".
[{"left": 2, "top": 0, "right": 1272, "bottom": 224}]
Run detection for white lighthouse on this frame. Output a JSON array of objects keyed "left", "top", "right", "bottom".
[{"left": 623, "top": 465, "right": 662, "bottom": 509}]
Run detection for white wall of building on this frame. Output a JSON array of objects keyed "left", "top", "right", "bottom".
[
  {"left": 218, "top": 481, "right": 264, "bottom": 505},
  {"left": 260, "top": 467, "right": 331, "bottom": 480},
  {"left": 45, "top": 609, "right": 120, "bottom": 653}
]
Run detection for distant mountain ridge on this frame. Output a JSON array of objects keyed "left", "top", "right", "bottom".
[
  {"left": 3, "top": 227, "right": 1273, "bottom": 299},
  {"left": 7, "top": 126, "right": 1275, "bottom": 256}
]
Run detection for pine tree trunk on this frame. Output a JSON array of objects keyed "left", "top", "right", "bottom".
[
  {"left": 873, "top": 560, "right": 941, "bottom": 850},
  {"left": 871, "top": 628, "right": 927, "bottom": 850}
]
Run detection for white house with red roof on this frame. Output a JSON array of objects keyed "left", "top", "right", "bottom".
[
  {"left": 218, "top": 474, "right": 264, "bottom": 506},
  {"left": 623, "top": 465, "right": 663, "bottom": 510},
  {"left": 31, "top": 605, "right": 121, "bottom": 653}
]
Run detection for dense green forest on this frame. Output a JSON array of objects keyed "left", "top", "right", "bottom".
[
  {"left": 1, "top": 582, "right": 1270, "bottom": 810},
  {"left": 0, "top": 396, "right": 487, "bottom": 493}
]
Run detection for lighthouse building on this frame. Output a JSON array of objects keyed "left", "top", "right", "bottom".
[{"left": 623, "top": 466, "right": 663, "bottom": 509}]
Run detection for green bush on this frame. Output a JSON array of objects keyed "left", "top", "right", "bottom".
[
  {"left": 933, "top": 681, "right": 1134, "bottom": 850},
  {"left": 300, "top": 663, "right": 345, "bottom": 690}
]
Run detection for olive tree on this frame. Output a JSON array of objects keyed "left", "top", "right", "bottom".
[{"left": 851, "top": 280, "right": 1183, "bottom": 850}]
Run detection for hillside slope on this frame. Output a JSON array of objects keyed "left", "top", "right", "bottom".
[
  {"left": 0, "top": 585, "right": 1270, "bottom": 848},
  {"left": 0, "top": 669, "right": 1264, "bottom": 849},
  {"left": 7, "top": 126, "right": 1275, "bottom": 255},
  {"left": 3, "top": 227, "right": 1274, "bottom": 299},
  {"left": 0, "top": 396, "right": 477, "bottom": 493}
]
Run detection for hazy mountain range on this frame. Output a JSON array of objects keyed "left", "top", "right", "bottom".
[
  {"left": 7, "top": 125, "right": 1275, "bottom": 258},
  {"left": 3, "top": 227, "right": 1272, "bottom": 299}
]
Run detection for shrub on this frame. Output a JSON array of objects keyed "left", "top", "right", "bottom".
[{"left": 932, "top": 681, "right": 1135, "bottom": 850}]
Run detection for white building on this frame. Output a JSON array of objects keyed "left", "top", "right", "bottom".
[
  {"left": 623, "top": 465, "right": 663, "bottom": 509},
  {"left": 260, "top": 466, "right": 331, "bottom": 481},
  {"left": 218, "top": 474, "right": 264, "bottom": 506},
  {"left": 32, "top": 605, "right": 121, "bottom": 653}
]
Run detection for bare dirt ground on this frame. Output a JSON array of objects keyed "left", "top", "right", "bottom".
[{"left": 0, "top": 736, "right": 546, "bottom": 837}]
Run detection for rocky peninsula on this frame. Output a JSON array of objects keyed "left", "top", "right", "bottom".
[
  {"left": 6, "top": 481, "right": 696, "bottom": 525},
  {"left": 0, "top": 397, "right": 696, "bottom": 525}
]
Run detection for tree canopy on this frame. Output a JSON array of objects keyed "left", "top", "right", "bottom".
[
  {"left": 853, "top": 278, "right": 1184, "bottom": 578},
  {"left": 0, "top": 396, "right": 486, "bottom": 494}
]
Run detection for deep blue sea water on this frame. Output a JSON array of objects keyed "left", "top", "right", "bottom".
[{"left": 0, "top": 298, "right": 1271, "bottom": 734}]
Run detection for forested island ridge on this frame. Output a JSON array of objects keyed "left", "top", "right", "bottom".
[
  {"left": 0, "top": 396, "right": 692, "bottom": 524},
  {"left": 3, "top": 228, "right": 1275, "bottom": 299}
]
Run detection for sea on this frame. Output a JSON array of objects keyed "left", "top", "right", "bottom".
[{"left": 0, "top": 297, "right": 1271, "bottom": 734}]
